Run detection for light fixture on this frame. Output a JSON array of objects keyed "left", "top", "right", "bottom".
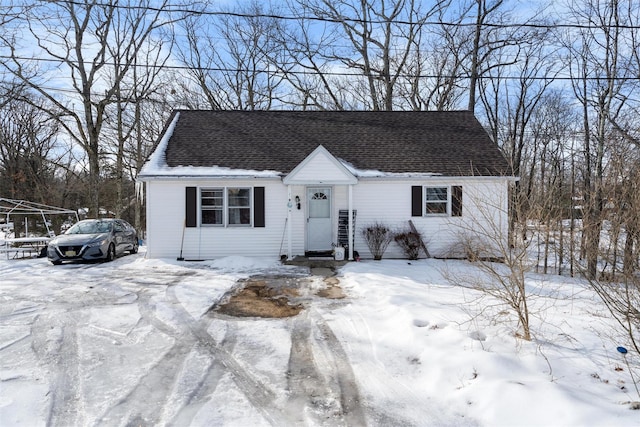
[{"left": 295, "top": 195, "right": 301, "bottom": 210}]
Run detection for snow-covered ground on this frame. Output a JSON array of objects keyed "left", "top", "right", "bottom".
[{"left": 0, "top": 250, "right": 638, "bottom": 426}]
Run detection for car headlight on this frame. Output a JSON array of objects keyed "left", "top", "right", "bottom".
[{"left": 87, "top": 239, "right": 107, "bottom": 248}]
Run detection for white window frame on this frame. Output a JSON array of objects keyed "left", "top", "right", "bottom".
[
  {"left": 424, "top": 186, "right": 450, "bottom": 216},
  {"left": 200, "top": 188, "right": 224, "bottom": 226},
  {"left": 200, "top": 187, "right": 252, "bottom": 227}
]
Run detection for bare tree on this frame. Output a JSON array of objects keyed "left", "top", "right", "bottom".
[
  {"left": 1, "top": 0, "right": 185, "bottom": 218},
  {"left": 268, "top": 9, "right": 353, "bottom": 110},
  {"left": 526, "top": 92, "right": 578, "bottom": 275},
  {"left": 0, "top": 91, "right": 60, "bottom": 203},
  {"left": 282, "top": 0, "right": 449, "bottom": 110},
  {"left": 563, "top": 0, "right": 636, "bottom": 279},
  {"left": 175, "top": 1, "right": 285, "bottom": 110},
  {"left": 585, "top": 264, "right": 640, "bottom": 399},
  {"left": 443, "top": 183, "right": 535, "bottom": 341},
  {"left": 400, "top": 8, "right": 468, "bottom": 110},
  {"left": 476, "top": 33, "right": 557, "bottom": 255},
  {"left": 103, "top": 7, "right": 175, "bottom": 226},
  {"left": 463, "top": 0, "right": 527, "bottom": 112}
]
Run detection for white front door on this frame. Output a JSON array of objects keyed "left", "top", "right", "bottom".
[{"left": 307, "top": 187, "right": 332, "bottom": 251}]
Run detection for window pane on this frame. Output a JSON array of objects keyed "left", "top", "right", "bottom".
[
  {"left": 202, "top": 209, "right": 223, "bottom": 225},
  {"left": 201, "top": 188, "right": 223, "bottom": 224},
  {"left": 425, "top": 202, "right": 447, "bottom": 214},
  {"left": 202, "top": 199, "right": 223, "bottom": 207},
  {"left": 229, "top": 207, "right": 251, "bottom": 225},
  {"left": 312, "top": 192, "right": 327, "bottom": 200},
  {"left": 426, "top": 187, "right": 447, "bottom": 201},
  {"left": 309, "top": 188, "right": 331, "bottom": 218},
  {"left": 425, "top": 187, "right": 448, "bottom": 214},
  {"left": 202, "top": 189, "right": 223, "bottom": 198},
  {"left": 202, "top": 189, "right": 223, "bottom": 206},
  {"left": 228, "top": 188, "right": 250, "bottom": 207}
]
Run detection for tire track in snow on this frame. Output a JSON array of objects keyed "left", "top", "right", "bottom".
[
  {"left": 166, "top": 322, "right": 239, "bottom": 426},
  {"left": 95, "top": 290, "right": 198, "bottom": 426},
  {"left": 97, "top": 282, "right": 287, "bottom": 426},
  {"left": 283, "top": 298, "right": 366, "bottom": 427},
  {"left": 162, "top": 287, "right": 287, "bottom": 426},
  {"left": 16, "top": 263, "right": 367, "bottom": 426},
  {"left": 286, "top": 311, "right": 333, "bottom": 425},
  {"left": 31, "top": 312, "right": 84, "bottom": 427}
]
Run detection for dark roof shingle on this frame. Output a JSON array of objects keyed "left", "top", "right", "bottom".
[{"left": 160, "top": 110, "right": 512, "bottom": 177}]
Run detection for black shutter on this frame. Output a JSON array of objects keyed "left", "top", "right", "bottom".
[
  {"left": 411, "top": 186, "right": 423, "bottom": 217},
  {"left": 254, "top": 187, "right": 265, "bottom": 227},
  {"left": 185, "top": 187, "right": 197, "bottom": 227},
  {"left": 452, "top": 186, "right": 463, "bottom": 217}
]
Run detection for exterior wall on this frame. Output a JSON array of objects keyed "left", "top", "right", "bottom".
[
  {"left": 145, "top": 177, "right": 511, "bottom": 260},
  {"left": 145, "top": 179, "right": 300, "bottom": 259},
  {"left": 343, "top": 179, "right": 510, "bottom": 259},
  {"left": 287, "top": 184, "right": 306, "bottom": 254},
  {"left": 145, "top": 180, "right": 185, "bottom": 259},
  {"left": 288, "top": 154, "right": 352, "bottom": 183}
]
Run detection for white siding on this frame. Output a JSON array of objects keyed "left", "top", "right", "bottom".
[
  {"left": 286, "top": 152, "right": 355, "bottom": 184},
  {"left": 146, "top": 179, "right": 294, "bottom": 259},
  {"left": 346, "top": 179, "right": 510, "bottom": 259},
  {"left": 145, "top": 180, "right": 185, "bottom": 259},
  {"left": 145, "top": 177, "right": 510, "bottom": 260},
  {"left": 288, "top": 185, "right": 306, "bottom": 253}
]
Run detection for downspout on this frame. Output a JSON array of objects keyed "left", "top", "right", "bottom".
[
  {"left": 348, "top": 184, "right": 354, "bottom": 261},
  {"left": 287, "top": 186, "right": 293, "bottom": 260}
]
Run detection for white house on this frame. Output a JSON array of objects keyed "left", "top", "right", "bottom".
[{"left": 137, "top": 110, "right": 516, "bottom": 260}]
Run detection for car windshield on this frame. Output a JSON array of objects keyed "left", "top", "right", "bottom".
[{"left": 66, "top": 221, "right": 112, "bottom": 234}]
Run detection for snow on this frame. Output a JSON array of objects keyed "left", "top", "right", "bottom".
[
  {"left": 339, "top": 158, "right": 443, "bottom": 178},
  {"left": 137, "top": 113, "right": 281, "bottom": 179},
  {"left": 138, "top": 112, "right": 179, "bottom": 176},
  {"left": 0, "top": 251, "right": 638, "bottom": 426}
]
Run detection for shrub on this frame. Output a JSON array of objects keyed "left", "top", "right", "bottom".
[
  {"left": 361, "top": 222, "right": 393, "bottom": 260},
  {"left": 394, "top": 229, "right": 423, "bottom": 260}
]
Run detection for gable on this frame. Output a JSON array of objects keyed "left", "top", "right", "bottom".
[{"left": 283, "top": 145, "right": 357, "bottom": 185}]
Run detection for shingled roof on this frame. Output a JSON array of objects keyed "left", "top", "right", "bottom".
[{"left": 156, "top": 110, "right": 511, "bottom": 177}]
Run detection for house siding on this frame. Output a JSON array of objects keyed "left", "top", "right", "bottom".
[
  {"left": 145, "top": 178, "right": 510, "bottom": 260},
  {"left": 145, "top": 181, "right": 188, "bottom": 259},
  {"left": 287, "top": 152, "right": 353, "bottom": 183},
  {"left": 342, "top": 179, "right": 509, "bottom": 259},
  {"left": 146, "top": 179, "right": 297, "bottom": 259}
]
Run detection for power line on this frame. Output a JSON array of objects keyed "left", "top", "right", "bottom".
[
  {"left": 16, "top": 0, "right": 640, "bottom": 31},
  {"left": 2, "top": 54, "right": 638, "bottom": 84}
]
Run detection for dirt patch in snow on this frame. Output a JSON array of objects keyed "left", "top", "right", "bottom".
[
  {"left": 214, "top": 277, "right": 304, "bottom": 318},
  {"left": 213, "top": 274, "right": 346, "bottom": 318},
  {"left": 317, "top": 277, "right": 346, "bottom": 299}
]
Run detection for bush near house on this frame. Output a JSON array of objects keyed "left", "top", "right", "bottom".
[
  {"left": 361, "top": 222, "right": 393, "bottom": 260},
  {"left": 394, "top": 228, "right": 424, "bottom": 260}
]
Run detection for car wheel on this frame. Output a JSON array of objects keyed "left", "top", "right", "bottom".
[
  {"left": 105, "top": 243, "right": 116, "bottom": 262},
  {"left": 51, "top": 260, "right": 62, "bottom": 265},
  {"left": 130, "top": 242, "right": 138, "bottom": 254}
]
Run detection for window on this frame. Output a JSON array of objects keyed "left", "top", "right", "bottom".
[
  {"left": 425, "top": 187, "right": 448, "bottom": 214},
  {"left": 411, "top": 185, "right": 462, "bottom": 217},
  {"left": 309, "top": 189, "right": 330, "bottom": 218},
  {"left": 200, "top": 187, "right": 251, "bottom": 226},
  {"left": 227, "top": 188, "right": 251, "bottom": 225},
  {"left": 201, "top": 189, "right": 224, "bottom": 225}
]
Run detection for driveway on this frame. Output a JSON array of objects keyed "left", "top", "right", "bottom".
[{"left": 0, "top": 254, "right": 367, "bottom": 426}]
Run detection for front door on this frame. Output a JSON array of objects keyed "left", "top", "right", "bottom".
[{"left": 307, "top": 187, "right": 332, "bottom": 251}]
